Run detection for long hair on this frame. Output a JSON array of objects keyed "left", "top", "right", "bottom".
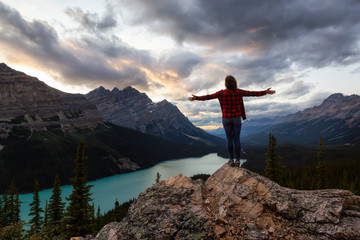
[{"left": 225, "top": 75, "right": 237, "bottom": 91}]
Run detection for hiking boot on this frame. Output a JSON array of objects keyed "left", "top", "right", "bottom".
[
  {"left": 234, "top": 160, "right": 240, "bottom": 167},
  {"left": 228, "top": 159, "right": 235, "bottom": 167}
]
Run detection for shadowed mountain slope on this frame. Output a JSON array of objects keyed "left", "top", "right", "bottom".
[
  {"left": 86, "top": 86, "right": 225, "bottom": 146},
  {"left": 0, "top": 63, "right": 220, "bottom": 193}
]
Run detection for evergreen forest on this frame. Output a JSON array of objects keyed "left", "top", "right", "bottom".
[
  {"left": 0, "top": 142, "right": 131, "bottom": 239},
  {"left": 1, "top": 135, "right": 359, "bottom": 239},
  {"left": 263, "top": 134, "right": 360, "bottom": 194}
]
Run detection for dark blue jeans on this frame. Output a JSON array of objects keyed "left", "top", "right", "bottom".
[{"left": 222, "top": 117, "right": 242, "bottom": 160}]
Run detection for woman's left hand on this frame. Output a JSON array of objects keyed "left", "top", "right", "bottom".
[{"left": 266, "top": 88, "right": 276, "bottom": 95}]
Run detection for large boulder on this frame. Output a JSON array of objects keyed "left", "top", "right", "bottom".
[{"left": 95, "top": 164, "right": 360, "bottom": 239}]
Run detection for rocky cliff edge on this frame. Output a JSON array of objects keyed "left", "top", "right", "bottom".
[{"left": 95, "top": 164, "right": 360, "bottom": 240}]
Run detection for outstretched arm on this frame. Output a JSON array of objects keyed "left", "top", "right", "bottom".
[
  {"left": 242, "top": 88, "right": 276, "bottom": 97},
  {"left": 188, "top": 92, "right": 219, "bottom": 101}
]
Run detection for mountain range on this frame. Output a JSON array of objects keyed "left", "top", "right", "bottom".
[
  {"left": 0, "top": 63, "right": 103, "bottom": 136},
  {"left": 85, "top": 86, "right": 224, "bottom": 146},
  {"left": 242, "top": 93, "right": 360, "bottom": 145},
  {"left": 1, "top": 62, "right": 359, "bottom": 192},
  {"left": 0, "top": 63, "right": 221, "bottom": 193},
  {"left": 208, "top": 93, "right": 360, "bottom": 145}
]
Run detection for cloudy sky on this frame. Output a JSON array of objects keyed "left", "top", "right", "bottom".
[{"left": 1, "top": 0, "right": 360, "bottom": 129}]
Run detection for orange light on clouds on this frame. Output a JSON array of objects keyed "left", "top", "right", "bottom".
[
  {"left": 197, "top": 125, "right": 222, "bottom": 130},
  {"left": 247, "top": 26, "right": 268, "bottom": 33},
  {"left": 138, "top": 66, "right": 192, "bottom": 103},
  {"left": 66, "top": 41, "right": 81, "bottom": 51},
  {"left": 206, "top": 63, "right": 228, "bottom": 73},
  {"left": 164, "top": 70, "right": 179, "bottom": 78},
  {"left": 120, "top": 59, "right": 133, "bottom": 65}
]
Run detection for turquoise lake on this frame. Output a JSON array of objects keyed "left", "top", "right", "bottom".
[{"left": 18, "top": 153, "right": 245, "bottom": 222}]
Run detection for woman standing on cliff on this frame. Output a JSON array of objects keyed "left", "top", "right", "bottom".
[{"left": 188, "top": 75, "right": 275, "bottom": 167}]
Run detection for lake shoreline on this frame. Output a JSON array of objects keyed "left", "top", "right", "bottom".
[{"left": 17, "top": 153, "right": 239, "bottom": 222}]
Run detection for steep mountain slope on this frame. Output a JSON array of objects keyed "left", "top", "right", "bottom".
[
  {"left": 0, "top": 63, "right": 218, "bottom": 193},
  {"left": 289, "top": 93, "right": 360, "bottom": 123},
  {"left": 0, "top": 63, "right": 103, "bottom": 138},
  {"left": 85, "top": 86, "right": 224, "bottom": 146},
  {"left": 243, "top": 93, "right": 360, "bottom": 145}
]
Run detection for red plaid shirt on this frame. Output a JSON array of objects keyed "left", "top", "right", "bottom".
[{"left": 196, "top": 89, "right": 267, "bottom": 120}]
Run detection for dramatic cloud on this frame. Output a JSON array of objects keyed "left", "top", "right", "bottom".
[
  {"left": 285, "top": 81, "right": 314, "bottom": 99},
  {"left": 65, "top": 6, "right": 117, "bottom": 32},
  {"left": 160, "top": 51, "right": 203, "bottom": 78},
  {"left": 0, "top": 1, "right": 208, "bottom": 93},
  {"left": 119, "top": 0, "right": 360, "bottom": 85},
  {"left": 0, "top": 2, "right": 151, "bottom": 90},
  {"left": 1, "top": 0, "right": 360, "bottom": 128}
]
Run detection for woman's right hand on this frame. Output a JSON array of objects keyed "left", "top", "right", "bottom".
[{"left": 188, "top": 95, "right": 197, "bottom": 101}]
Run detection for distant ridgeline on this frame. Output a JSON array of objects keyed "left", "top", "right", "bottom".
[
  {"left": 241, "top": 93, "right": 360, "bottom": 145},
  {"left": 0, "top": 63, "right": 222, "bottom": 193}
]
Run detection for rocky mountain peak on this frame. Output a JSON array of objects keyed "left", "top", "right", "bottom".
[
  {"left": 0, "top": 64, "right": 104, "bottom": 137},
  {"left": 158, "top": 99, "right": 169, "bottom": 104},
  {"left": 120, "top": 86, "right": 142, "bottom": 97},
  {"left": 0, "top": 63, "right": 28, "bottom": 79},
  {"left": 326, "top": 93, "right": 345, "bottom": 101},
  {"left": 97, "top": 86, "right": 106, "bottom": 91},
  {"left": 156, "top": 99, "right": 172, "bottom": 108},
  {"left": 111, "top": 87, "right": 120, "bottom": 93},
  {"left": 0, "top": 63, "right": 14, "bottom": 72},
  {"left": 85, "top": 86, "right": 224, "bottom": 145},
  {"left": 290, "top": 93, "right": 360, "bottom": 122},
  {"left": 96, "top": 165, "right": 360, "bottom": 239},
  {"left": 322, "top": 93, "right": 345, "bottom": 105},
  {"left": 122, "top": 85, "right": 136, "bottom": 91},
  {"left": 86, "top": 86, "right": 111, "bottom": 99}
]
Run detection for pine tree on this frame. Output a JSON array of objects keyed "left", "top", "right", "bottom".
[
  {"left": 316, "top": 136, "right": 328, "bottom": 189},
  {"left": 1, "top": 181, "right": 21, "bottom": 227},
  {"left": 349, "top": 181, "right": 356, "bottom": 194},
  {"left": 6, "top": 183, "right": 15, "bottom": 225},
  {"left": 48, "top": 174, "right": 65, "bottom": 226},
  {"left": 0, "top": 194, "right": 9, "bottom": 228},
  {"left": 340, "top": 169, "right": 349, "bottom": 190},
  {"left": 64, "top": 142, "right": 94, "bottom": 237},
  {"left": 91, "top": 203, "right": 96, "bottom": 235},
  {"left": 96, "top": 205, "right": 102, "bottom": 231},
  {"left": 44, "top": 200, "right": 48, "bottom": 226},
  {"left": 352, "top": 177, "right": 360, "bottom": 195},
  {"left": 264, "top": 133, "right": 282, "bottom": 183},
  {"left": 0, "top": 196, "right": 4, "bottom": 228},
  {"left": 155, "top": 172, "right": 161, "bottom": 184},
  {"left": 13, "top": 193, "right": 21, "bottom": 223},
  {"left": 28, "top": 180, "right": 43, "bottom": 235},
  {"left": 7, "top": 181, "right": 18, "bottom": 224}
]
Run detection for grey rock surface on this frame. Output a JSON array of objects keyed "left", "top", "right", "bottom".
[{"left": 95, "top": 164, "right": 360, "bottom": 239}]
